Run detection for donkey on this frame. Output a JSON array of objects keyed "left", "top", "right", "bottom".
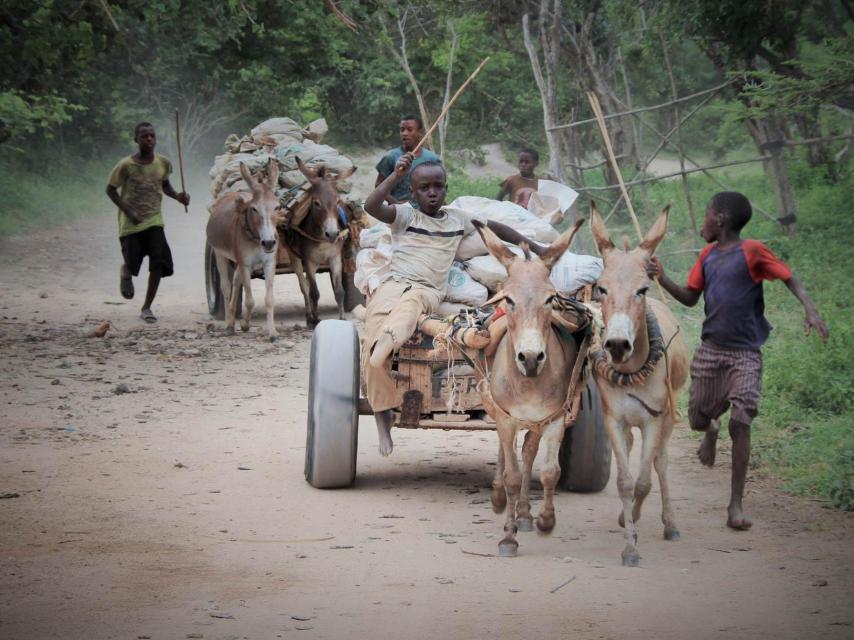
[
  {"left": 283, "top": 157, "right": 357, "bottom": 327},
  {"left": 587, "top": 203, "right": 689, "bottom": 567},
  {"left": 474, "top": 218, "right": 585, "bottom": 558},
  {"left": 206, "top": 160, "right": 283, "bottom": 340}
]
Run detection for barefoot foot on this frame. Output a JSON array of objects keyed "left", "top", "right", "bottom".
[{"left": 375, "top": 409, "right": 394, "bottom": 457}]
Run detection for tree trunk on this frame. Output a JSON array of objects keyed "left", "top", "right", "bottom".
[
  {"left": 438, "top": 20, "right": 458, "bottom": 163},
  {"left": 522, "top": 3, "right": 567, "bottom": 185}
]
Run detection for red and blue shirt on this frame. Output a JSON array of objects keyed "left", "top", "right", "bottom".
[{"left": 687, "top": 239, "right": 792, "bottom": 350}]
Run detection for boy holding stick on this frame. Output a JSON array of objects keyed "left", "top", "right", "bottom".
[{"left": 106, "top": 122, "right": 190, "bottom": 323}]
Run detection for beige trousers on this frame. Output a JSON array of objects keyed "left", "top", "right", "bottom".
[{"left": 362, "top": 279, "right": 443, "bottom": 412}]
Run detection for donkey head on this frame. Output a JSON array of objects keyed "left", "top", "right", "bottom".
[
  {"left": 475, "top": 219, "right": 584, "bottom": 377},
  {"left": 296, "top": 157, "right": 357, "bottom": 242},
  {"left": 239, "top": 160, "right": 282, "bottom": 253},
  {"left": 589, "top": 202, "right": 669, "bottom": 364}
]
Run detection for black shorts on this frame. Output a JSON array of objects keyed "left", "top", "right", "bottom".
[{"left": 120, "top": 226, "right": 174, "bottom": 277}]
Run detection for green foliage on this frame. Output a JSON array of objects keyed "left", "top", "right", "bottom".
[
  {"left": 0, "top": 91, "right": 83, "bottom": 141},
  {"left": 738, "top": 33, "right": 854, "bottom": 118}
]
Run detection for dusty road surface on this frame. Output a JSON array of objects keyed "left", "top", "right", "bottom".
[{"left": 1, "top": 180, "right": 853, "bottom": 640}]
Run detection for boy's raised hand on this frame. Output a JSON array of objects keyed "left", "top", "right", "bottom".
[{"left": 394, "top": 152, "right": 415, "bottom": 176}]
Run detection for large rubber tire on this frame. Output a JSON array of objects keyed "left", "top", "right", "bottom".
[
  {"left": 305, "top": 319, "right": 360, "bottom": 488},
  {"left": 205, "top": 242, "right": 241, "bottom": 321},
  {"left": 343, "top": 272, "right": 365, "bottom": 311},
  {"left": 558, "top": 381, "right": 612, "bottom": 493}
]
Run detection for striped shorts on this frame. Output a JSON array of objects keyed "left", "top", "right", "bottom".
[{"left": 688, "top": 341, "right": 763, "bottom": 430}]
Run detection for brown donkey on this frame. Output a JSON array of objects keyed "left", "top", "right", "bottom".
[
  {"left": 206, "top": 160, "right": 283, "bottom": 339},
  {"left": 283, "top": 157, "right": 357, "bottom": 327},
  {"left": 474, "top": 219, "right": 585, "bottom": 557},
  {"left": 588, "top": 203, "right": 688, "bottom": 567}
]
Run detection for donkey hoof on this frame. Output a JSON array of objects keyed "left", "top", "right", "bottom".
[
  {"left": 664, "top": 526, "right": 681, "bottom": 541},
  {"left": 225, "top": 326, "right": 236, "bottom": 336},
  {"left": 516, "top": 517, "right": 533, "bottom": 532},
  {"left": 621, "top": 551, "right": 641, "bottom": 567},
  {"left": 536, "top": 513, "right": 556, "bottom": 534},
  {"left": 498, "top": 539, "right": 519, "bottom": 557},
  {"left": 268, "top": 334, "right": 278, "bottom": 343},
  {"left": 491, "top": 488, "right": 507, "bottom": 513},
  {"left": 240, "top": 322, "right": 250, "bottom": 332}
]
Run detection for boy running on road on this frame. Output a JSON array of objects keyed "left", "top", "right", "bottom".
[
  {"left": 106, "top": 122, "right": 190, "bottom": 323},
  {"left": 648, "top": 191, "right": 828, "bottom": 530}
]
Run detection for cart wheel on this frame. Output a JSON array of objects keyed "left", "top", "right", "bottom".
[
  {"left": 559, "top": 381, "right": 611, "bottom": 493},
  {"left": 305, "top": 319, "right": 360, "bottom": 488},
  {"left": 205, "top": 241, "right": 241, "bottom": 321},
  {"left": 343, "top": 272, "right": 365, "bottom": 312}
]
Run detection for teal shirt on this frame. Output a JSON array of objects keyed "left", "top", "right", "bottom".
[{"left": 375, "top": 146, "right": 441, "bottom": 205}]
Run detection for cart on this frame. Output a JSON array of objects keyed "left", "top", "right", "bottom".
[{"left": 303, "top": 318, "right": 612, "bottom": 492}]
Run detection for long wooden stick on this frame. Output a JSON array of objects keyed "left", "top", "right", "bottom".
[
  {"left": 175, "top": 108, "right": 188, "bottom": 213},
  {"left": 587, "top": 92, "right": 642, "bottom": 239},
  {"left": 400, "top": 56, "right": 490, "bottom": 169}
]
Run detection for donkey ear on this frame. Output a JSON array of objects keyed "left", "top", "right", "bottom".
[
  {"left": 338, "top": 164, "right": 357, "bottom": 180},
  {"left": 267, "top": 158, "right": 279, "bottom": 188},
  {"left": 589, "top": 201, "right": 615, "bottom": 256},
  {"left": 239, "top": 162, "right": 256, "bottom": 190},
  {"left": 539, "top": 218, "right": 585, "bottom": 271},
  {"left": 638, "top": 205, "right": 670, "bottom": 256},
  {"left": 296, "top": 156, "right": 315, "bottom": 182},
  {"left": 473, "top": 219, "right": 516, "bottom": 270}
]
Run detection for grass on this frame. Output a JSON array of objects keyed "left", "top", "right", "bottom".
[
  {"left": 0, "top": 156, "right": 114, "bottom": 235},
  {"left": 601, "top": 158, "right": 854, "bottom": 510}
]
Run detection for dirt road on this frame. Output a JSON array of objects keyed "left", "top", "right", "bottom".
[{"left": 1, "top": 176, "right": 852, "bottom": 640}]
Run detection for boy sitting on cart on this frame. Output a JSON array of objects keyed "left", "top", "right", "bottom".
[{"left": 363, "top": 153, "right": 544, "bottom": 456}]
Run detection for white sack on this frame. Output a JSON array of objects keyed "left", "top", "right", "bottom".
[
  {"left": 537, "top": 179, "right": 579, "bottom": 213},
  {"left": 527, "top": 192, "right": 564, "bottom": 227},
  {"left": 463, "top": 247, "right": 524, "bottom": 291},
  {"left": 354, "top": 245, "right": 393, "bottom": 295},
  {"left": 445, "top": 262, "right": 488, "bottom": 306},
  {"left": 359, "top": 224, "right": 391, "bottom": 249},
  {"left": 549, "top": 252, "right": 603, "bottom": 294},
  {"left": 446, "top": 196, "right": 559, "bottom": 243},
  {"left": 251, "top": 117, "right": 302, "bottom": 138}
]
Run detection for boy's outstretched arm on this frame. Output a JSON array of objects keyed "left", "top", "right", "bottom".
[
  {"left": 365, "top": 153, "right": 412, "bottom": 224},
  {"left": 495, "top": 182, "right": 510, "bottom": 202},
  {"left": 162, "top": 179, "right": 190, "bottom": 206},
  {"left": 647, "top": 257, "right": 701, "bottom": 307},
  {"left": 784, "top": 276, "right": 829, "bottom": 341},
  {"left": 487, "top": 220, "right": 546, "bottom": 256}
]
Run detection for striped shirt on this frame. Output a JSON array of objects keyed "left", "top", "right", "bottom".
[{"left": 387, "top": 204, "right": 476, "bottom": 293}]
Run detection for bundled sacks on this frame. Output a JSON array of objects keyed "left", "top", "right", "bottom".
[
  {"left": 208, "top": 117, "right": 355, "bottom": 202},
  {"left": 353, "top": 191, "right": 599, "bottom": 306}
]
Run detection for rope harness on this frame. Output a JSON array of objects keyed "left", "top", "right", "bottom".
[{"left": 589, "top": 307, "right": 680, "bottom": 419}]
